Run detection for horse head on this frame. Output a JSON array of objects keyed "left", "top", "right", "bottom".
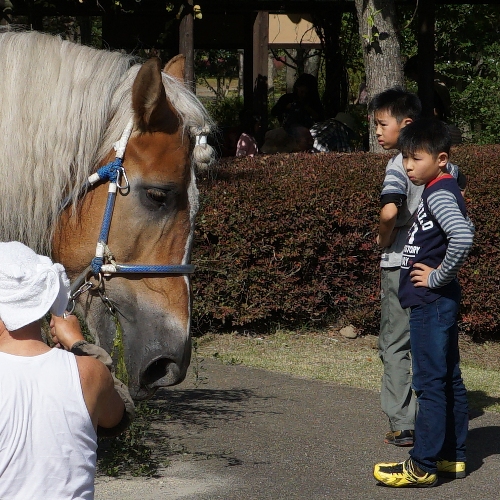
[{"left": 53, "top": 56, "right": 211, "bottom": 399}]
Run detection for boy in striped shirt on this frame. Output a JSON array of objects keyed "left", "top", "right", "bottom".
[{"left": 374, "top": 118, "right": 474, "bottom": 487}]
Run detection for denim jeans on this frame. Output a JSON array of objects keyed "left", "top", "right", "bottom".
[{"left": 409, "top": 288, "right": 468, "bottom": 474}]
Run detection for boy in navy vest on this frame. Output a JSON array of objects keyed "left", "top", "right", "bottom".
[{"left": 374, "top": 118, "right": 474, "bottom": 487}]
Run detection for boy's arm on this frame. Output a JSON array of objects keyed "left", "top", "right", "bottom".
[
  {"left": 411, "top": 190, "right": 474, "bottom": 288},
  {"left": 378, "top": 154, "right": 408, "bottom": 248},
  {"left": 377, "top": 202, "right": 399, "bottom": 248}
]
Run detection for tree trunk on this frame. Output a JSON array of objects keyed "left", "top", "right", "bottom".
[
  {"left": 312, "top": 8, "right": 348, "bottom": 118},
  {"left": 179, "top": 0, "right": 195, "bottom": 92},
  {"left": 355, "top": 0, "right": 403, "bottom": 152}
]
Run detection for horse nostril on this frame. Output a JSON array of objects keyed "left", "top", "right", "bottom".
[{"left": 141, "top": 358, "right": 170, "bottom": 386}]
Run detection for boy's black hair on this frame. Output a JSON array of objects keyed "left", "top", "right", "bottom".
[
  {"left": 397, "top": 118, "right": 452, "bottom": 156},
  {"left": 368, "top": 87, "right": 422, "bottom": 122}
]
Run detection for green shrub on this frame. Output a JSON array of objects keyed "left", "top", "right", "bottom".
[
  {"left": 192, "top": 152, "right": 383, "bottom": 334},
  {"left": 451, "top": 146, "right": 500, "bottom": 337},
  {"left": 192, "top": 145, "right": 500, "bottom": 340},
  {"left": 203, "top": 95, "right": 244, "bottom": 128}
]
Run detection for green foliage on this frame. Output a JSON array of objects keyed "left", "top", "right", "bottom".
[
  {"left": 192, "top": 152, "right": 382, "bottom": 334},
  {"left": 97, "top": 403, "right": 161, "bottom": 477},
  {"left": 398, "top": 4, "right": 500, "bottom": 144},
  {"left": 193, "top": 147, "right": 500, "bottom": 340},
  {"left": 344, "top": 16, "right": 364, "bottom": 104},
  {"left": 450, "top": 42, "right": 500, "bottom": 144},
  {"left": 434, "top": 5, "right": 500, "bottom": 144},
  {"left": 195, "top": 49, "right": 239, "bottom": 100},
  {"left": 203, "top": 95, "right": 243, "bottom": 128}
]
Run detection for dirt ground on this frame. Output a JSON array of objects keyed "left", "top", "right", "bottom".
[{"left": 95, "top": 356, "right": 500, "bottom": 500}]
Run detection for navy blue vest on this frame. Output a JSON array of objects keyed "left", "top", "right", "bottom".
[{"left": 398, "top": 175, "right": 466, "bottom": 308}]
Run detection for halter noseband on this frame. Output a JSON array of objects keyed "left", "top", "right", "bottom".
[{"left": 66, "top": 119, "right": 195, "bottom": 314}]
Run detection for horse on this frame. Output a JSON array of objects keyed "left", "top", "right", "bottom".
[{"left": 0, "top": 30, "right": 214, "bottom": 400}]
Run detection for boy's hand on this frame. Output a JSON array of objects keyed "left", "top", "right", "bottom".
[
  {"left": 377, "top": 227, "right": 399, "bottom": 248},
  {"left": 410, "top": 263, "right": 434, "bottom": 288}
]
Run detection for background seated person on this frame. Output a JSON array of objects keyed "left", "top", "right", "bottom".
[
  {"left": 236, "top": 110, "right": 261, "bottom": 157},
  {"left": 271, "top": 73, "right": 324, "bottom": 129},
  {"left": 261, "top": 124, "right": 314, "bottom": 154},
  {"left": 311, "top": 112, "right": 359, "bottom": 152},
  {"left": 404, "top": 55, "right": 462, "bottom": 145}
]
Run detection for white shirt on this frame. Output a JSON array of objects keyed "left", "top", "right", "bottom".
[{"left": 0, "top": 348, "right": 97, "bottom": 499}]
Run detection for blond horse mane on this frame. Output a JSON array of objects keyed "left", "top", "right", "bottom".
[{"left": 0, "top": 31, "right": 213, "bottom": 255}]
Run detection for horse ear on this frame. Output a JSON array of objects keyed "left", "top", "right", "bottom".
[
  {"left": 163, "top": 54, "right": 185, "bottom": 83},
  {"left": 132, "top": 57, "right": 174, "bottom": 132}
]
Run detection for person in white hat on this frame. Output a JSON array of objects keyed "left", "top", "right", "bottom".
[{"left": 0, "top": 241, "right": 132, "bottom": 500}]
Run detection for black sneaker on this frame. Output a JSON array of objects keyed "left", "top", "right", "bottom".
[{"left": 384, "top": 429, "right": 414, "bottom": 447}]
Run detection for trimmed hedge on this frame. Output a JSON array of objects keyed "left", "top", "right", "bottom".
[{"left": 192, "top": 145, "right": 500, "bottom": 339}]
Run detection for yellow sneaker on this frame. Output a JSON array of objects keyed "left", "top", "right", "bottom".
[
  {"left": 374, "top": 458, "right": 438, "bottom": 487},
  {"left": 437, "top": 459, "right": 466, "bottom": 479}
]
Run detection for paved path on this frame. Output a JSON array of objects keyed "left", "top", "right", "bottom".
[{"left": 96, "top": 359, "right": 500, "bottom": 499}]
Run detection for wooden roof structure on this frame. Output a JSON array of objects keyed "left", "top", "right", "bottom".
[{"left": 5, "top": 0, "right": 497, "bottom": 121}]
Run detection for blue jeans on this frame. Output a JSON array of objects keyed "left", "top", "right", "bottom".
[{"left": 409, "top": 290, "right": 468, "bottom": 474}]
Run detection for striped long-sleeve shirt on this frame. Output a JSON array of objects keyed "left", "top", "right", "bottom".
[
  {"left": 398, "top": 174, "right": 474, "bottom": 309},
  {"left": 379, "top": 153, "right": 461, "bottom": 268},
  {"left": 426, "top": 189, "right": 475, "bottom": 288}
]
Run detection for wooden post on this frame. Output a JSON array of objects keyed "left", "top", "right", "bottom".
[
  {"left": 417, "top": 0, "right": 435, "bottom": 118},
  {"left": 179, "top": 0, "right": 195, "bottom": 92},
  {"left": 30, "top": 13, "right": 43, "bottom": 31},
  {"left": 77, "top": 16, "right": 92, "bottom": 46},
  {"left": 253, "top": 11, "right": 269, "bottom": 135},
  {"left": 243, "top": 12, "right": 257, "bottom": 112}
]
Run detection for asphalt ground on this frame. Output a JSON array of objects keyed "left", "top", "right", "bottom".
[{"left": 95, "top": 359, "right": 500, "bottom": 500}]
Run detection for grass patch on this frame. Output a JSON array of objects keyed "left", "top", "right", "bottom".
[
  {"left": 195, "top": 329, "right": 500, "bottom": 413},
  {"left": 197, "top": 330, "right": 381, "bottom": 391},
  {"left": 97, "top": 402, "right": 162, "bottom": 477}
]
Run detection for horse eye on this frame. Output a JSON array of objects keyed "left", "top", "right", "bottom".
[{"left": 146, "top": 188, "right": 168, "bottom": 205}]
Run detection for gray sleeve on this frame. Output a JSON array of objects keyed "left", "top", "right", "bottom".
[
  {"left": 381, "top": 154, "right": 409, "bottom": 198},
  {"left": 70, "top": 340, "right": 135, "bottom": 437},
  {"left": 445, "top": 161, "right": 459, "bottom": 179},
  {"left": 427, "top": 190, "right": 475, "bottom": 288}
]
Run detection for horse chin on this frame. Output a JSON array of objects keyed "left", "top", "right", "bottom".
[{"left": 130, "top": 386, "right": 158, "bottom": 401}]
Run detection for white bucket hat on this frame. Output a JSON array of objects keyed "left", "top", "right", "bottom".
[{"left": 0, "top": 242, "right": 70, "bottom": 331}]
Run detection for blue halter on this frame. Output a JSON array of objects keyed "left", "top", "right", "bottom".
[{"left": 66, "top": 120, "right": 195, "bottom": 314}]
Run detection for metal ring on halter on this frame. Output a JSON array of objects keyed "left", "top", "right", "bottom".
[
  {"left": 64, "top": 300, "right": 76, "bottom": 317},
  {"left": 116, "top": 167, "right": 130, "bottom": 192},
  {"left": 85, "top": 270, "right": 103, "bottom": 290}
]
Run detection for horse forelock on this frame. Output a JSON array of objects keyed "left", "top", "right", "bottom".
[{"left": 0, "top": 30, "right": 213, "bottom": 256}]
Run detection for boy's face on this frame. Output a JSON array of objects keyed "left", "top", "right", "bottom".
[
  {"left": 402, "top": 149, "right": 449, "bottom": 186},
  {"left": 373, "top": 110, "right": 412, "bottom": 150}
]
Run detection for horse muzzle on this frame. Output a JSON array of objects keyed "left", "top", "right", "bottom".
[{"left": 130, "top": 351, "right": 191, "bottom": 401}]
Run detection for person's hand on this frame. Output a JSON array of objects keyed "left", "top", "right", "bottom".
[
  {"left": 410, "top": 262, "right": 435, "bottom": 288},
  {"left": 50, "top": 314, "right": 85, "bottom": 351},
  {"left": 377, "top": 228, "right": 399, "bottom": 248}
]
